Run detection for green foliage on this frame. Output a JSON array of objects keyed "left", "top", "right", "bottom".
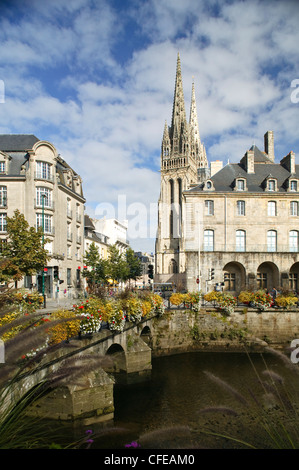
[{"left": 0, "top": 210, "right": 50, "bottom": 283}]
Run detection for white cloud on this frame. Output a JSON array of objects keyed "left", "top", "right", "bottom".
[{"left": 0, "top": 0, "right": 298, "bottom": 253}]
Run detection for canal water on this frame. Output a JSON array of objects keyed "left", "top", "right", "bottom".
[{"left": 88, "top": 350, "right": 299, "bottom": 450}]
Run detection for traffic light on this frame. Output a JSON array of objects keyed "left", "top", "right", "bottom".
[
  {"left": 148, "top": 264, "right": 154, "bottom": 279},
  {"left": 208, "top": 268, "right": 215, "bottom": 281},
  {"left": 54, "top": 266, "right": 59, "bottom": 280}
]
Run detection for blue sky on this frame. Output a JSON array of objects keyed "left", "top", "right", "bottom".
[{"left": 0, "top": 0, "right": 298, "bottom": 253}]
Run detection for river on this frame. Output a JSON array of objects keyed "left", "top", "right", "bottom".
[{"left": 85, "top": 350, "right": 299, "bottom": 450}]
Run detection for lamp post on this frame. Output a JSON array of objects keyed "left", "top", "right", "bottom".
[{"left": 41, "top": 194, "right": 46, "bottom": 308}]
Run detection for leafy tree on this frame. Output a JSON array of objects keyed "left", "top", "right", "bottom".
[
  {"left": 83, "top": 242, "right": 100, "bottom": 291},
  {"left": 106, "top": 244, "right": 129, "bottom": 284},
  {"left": 0, "top": 210, "right": 50, "bottom": 286},
  {"left": 126, "top": 248, "right": 142, "bottom": 285}
]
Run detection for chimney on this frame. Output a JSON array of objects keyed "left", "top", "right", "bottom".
[
  {"left": 264, "top": 131, "right": 274, "bottom": 162},
  {"left": 280, "top": 151, "right": 296, "bottom": 174}
]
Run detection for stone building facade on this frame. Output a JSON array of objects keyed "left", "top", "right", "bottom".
[
  {"left": 155, "top": 56, "right": 299, "bottom": 295},
  {"left": 0, "top": 134, "right": 85, "bottom": 299}
]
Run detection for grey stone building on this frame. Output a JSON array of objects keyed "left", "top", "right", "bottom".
[
  {"left": 0, "top": 134, "right": 85, "bottom": 299},
  {"left": 155, "top": 55, "right": 299, "bottom": 295}
]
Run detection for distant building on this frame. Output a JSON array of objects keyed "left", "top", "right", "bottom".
[
  {"left": 0, "top": 134, "right": 85, "bottom": 299},
  {"left": 84, "top": 214, "right": 110, "bottom": 260},
  {"left": 91, "top": 217, "right": 129, "bottom": 253},
  {"left": 135, "top": 251, "right": 155, "bottom": 289},
  {"left": 155, "top": 55, "right": 299, "bottom": 295}
]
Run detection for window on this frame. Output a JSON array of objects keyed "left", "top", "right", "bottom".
[
  {"left": 236, "top": 230, "right": 246, "bottom": 252},
  {"left": 289, "top": 231, "right": 299, "bottom": 252},
  {"left": 268, "top": 201, "right": 276, "bottom": 216},
  {"left": 0, "top": 162, "right": 5, "bottom": 173},
  {"left": 290, "top": 181, "right": 298, "bottom": 192},
  {"left": 289, "top": 273, "right": 298, "bottom": 291},
  {"left": 237, "top": 200, "right": 245, "bottom": 216},
  {"left": 290, "top": 201, "right": 298, "bottom": 216},
  {"left": 36, "top": 187, "right": 52, "bottom": 208},
  {"left": 36, "top": 161, "right": 51, "bottom": 180},
  {"left": 67, "top": 268, "right": 71, "bottom": 286},
  {"left": 268, "top": 180, "right": 276, "bottom": 191},
  {"left": 257, "top": 272, "right": 267, "bottom": 289},
  {"left": 0, "top": 186, "right": 7, "bottom": 207},
  {"left": 204, "top": 230, "right": 214, "bottom": 251},
  {"left": 36, "top": 213, "right": 52, "bottom": 234},
  {"left": 205, "top": 200, "right": 214, "bottom": 215},
  {"left": 224, "top": 272, "right": 235, "bottom": 291},
  {"left": 237, "top": 179, "right": 245, "bottom": 190},
  {"left": 0, "top": 213, "right": 7, "bottom": 232},
  {"left": 267, "top": 230, "right": 277, "bottom": 252}
]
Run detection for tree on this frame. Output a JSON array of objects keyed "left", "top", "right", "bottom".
[
  {"left": 106, "top": 245, "right": 129, "bottom": 285},
  {"left": 0, "top": 210, "right": 50, "bottom": 285},
  {"left": 126, "top": 248, "right": 142, "bottom": 285},
  {"left": 83, "top": 242, "right": 100, "bottom": 291}
]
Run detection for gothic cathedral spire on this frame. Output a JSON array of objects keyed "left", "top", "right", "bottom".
[{"left": 156, "top": 53, "right": 208, "bottom": 285}]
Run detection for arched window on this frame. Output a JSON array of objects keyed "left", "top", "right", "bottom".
[{"left": 169, "top": 259, "right": 178, "bottom": 274}]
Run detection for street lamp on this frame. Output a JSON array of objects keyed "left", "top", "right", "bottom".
[{"left": 41, "top": 193, "right": 47, "bottom": 308}]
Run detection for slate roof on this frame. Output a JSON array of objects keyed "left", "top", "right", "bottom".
[
  {"left": 0, "top": 134, "right": 39, "bottom": 152},
  {"left": 190, "top": 145, "right": 299, "bottom": 193}
]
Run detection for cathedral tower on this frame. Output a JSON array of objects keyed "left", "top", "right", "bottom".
[{"left": 155, "top": 53, "right": 208, "bottom": 287}]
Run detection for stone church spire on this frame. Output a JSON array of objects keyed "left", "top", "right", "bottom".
[
  {"left": 170, "top": 52, "right": 188, "bottom": 154},
  {"left": 189, "top": 80, "right": 208, "bottom": 168}
]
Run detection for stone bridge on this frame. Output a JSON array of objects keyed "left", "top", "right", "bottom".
[
  {"left": 3, "top": 306, "right": 298, "bottom": 426},
  {"left": 4, "top": 317, "right": 156, "bottom": 426}
]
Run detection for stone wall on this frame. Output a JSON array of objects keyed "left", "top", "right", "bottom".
[{"left": 150, "top": 308, "right": 299, "bottom": 356}]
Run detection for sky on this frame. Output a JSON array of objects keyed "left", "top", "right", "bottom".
[{"left": 0, "top": 0, "right": 298, "bottom": 253}]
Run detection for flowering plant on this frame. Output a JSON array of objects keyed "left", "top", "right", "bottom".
[
  {"left": 107, "top": 302, "right": 126, "bottom": 332},
  {"left": 151, "top": 294, "right": 165, "bottom": 316},
  {"left": 122, "top": 297, "right": 143, "bottom": 323},
  {"left": 73, "top": 299, "right": 102, "bottom": 335},
  {"left": 251, "top": 290, "right": 273, "bottom": 311},
  {"left": 216, "top": 293, "right": 237, "bottom": 315},
  {"left": 169, "top": 293, "right": 185, "bottom": 306},
  {"left": 184, "top": 292, "right": 201, "bottom": 311},
  {"left": 275, "top": 294, "right": 298, "bottom": 309}
]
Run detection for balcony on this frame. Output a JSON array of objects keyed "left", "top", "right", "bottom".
[
  {"left": 34, "top": 172, "right": 54, "bottom": 183},
  {"left": 35, "top": 224, "right": 55, "bottom": 236},
  {"left": 34, "top": 199, "right": 55, "bottom": 210}
]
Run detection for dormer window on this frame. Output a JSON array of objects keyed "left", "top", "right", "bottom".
[
  {"left": 290, "top": 180, "right": 298, "bottom": 192},
  {"left": 0, "top": 162, "right": 5, "bottom": 173},
  {"left": 263, "top": 176, "right": 278, "bottom": 192},
  {"left": 234, "top": 177, "right": 247, "bottom": 191},
  {"left": 203, "top": 180, "right": 214, "bottom": 191}
]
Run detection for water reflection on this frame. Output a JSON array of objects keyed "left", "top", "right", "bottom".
[{"left": 100, "top": 351, "right": 299, "bottom": 449}]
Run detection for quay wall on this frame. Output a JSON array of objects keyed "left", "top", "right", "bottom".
[{"left": 150, "top": 308, "right": 299, "bottom": 356}]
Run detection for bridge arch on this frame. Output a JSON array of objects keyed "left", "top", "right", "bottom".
[
  {"left": 140, "top": 325, "right": 152, "bottom": 348},
  {"left": 106, "top": 343, "right": 126, "bottom": 373}
]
